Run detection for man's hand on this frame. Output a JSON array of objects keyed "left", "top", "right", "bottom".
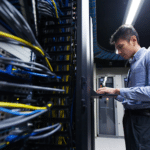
[{"left": 96, "top": 87, "right": 120, "bottom": 95}]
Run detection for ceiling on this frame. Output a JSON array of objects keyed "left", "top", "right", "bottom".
[{"left": 96, "top": 0, "right": 150, "bottom": 53}]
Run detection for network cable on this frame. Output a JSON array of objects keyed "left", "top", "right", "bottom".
[
  {"left": 0, "top": 0, "right": 53, "bottom": 71},
  {"left": 0, "top": 31, "right": 53, "bottom": 72},
  {"left": 44, "top": 0, "right": 58, "bottom": 18},
  {"left": 5, "top": 123, "right": 61, "bottom": 143},
  {"left": 0, "top": 59, "right": 55, "bottom": 76},
  {"left": 13, "top": 70, "right": 50, "bottom": 78},
  {"left": 0, "top": 107, "right": 44, "bottom": 116},
  {"left": 0, "top": 59, "right": 54, "bottom": 76},
  {"left": 0, "top": 81, "right": 65, "bottom": 92},
  {"left": 0, "top": 116, "right": 27, "bottom": 125},
  {"left": 0, "top": 0, "right": 46, "bottom": 50},
  {"left": 0, "top": 109, "right": 47, "bottom": 130},
  {"left": 0, "top": 37, "right": 37, "bottom": 52},
  {"left": 0, "top": 102, "right": 51, "bottom": 110},
  {"left": 29, "top": 123, "right": 61, "bottom": 140},
  {"left": 0, "top": 55, "right": 51, "bottom": 74},
  {"left": 38, "top": 1, "right": 55, "bottom": 17},
  {"left": 38, "top": 0, "right": 64, "bottom": 18},
  {"left": 54, "top": 0, "right": 64, "bottom": 16},
  {"left": 38, "top": 8, "right": 54, "bottom": 18},
  {"left": 43, "top": 0, "right": 59, "bottom": 18},
  {"left": 33, "top": 123, "right": 60, "bottom": 132},
  {"left": 0, "top": 57, "right": 50, "bottom": 71},
  {"left": 12, "top": 70, "right": 61, "bottom": 79}
]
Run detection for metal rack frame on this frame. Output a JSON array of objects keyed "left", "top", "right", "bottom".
[{"left": 76, "top": 0, "right": 95, "bottom": 149}]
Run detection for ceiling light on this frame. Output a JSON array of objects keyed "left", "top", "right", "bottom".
[{"left": 123, "top": 0, "right": 144, "bottom": 25}]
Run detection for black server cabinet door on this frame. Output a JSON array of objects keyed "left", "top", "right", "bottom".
[{"left": 76, "top": 1, "right": 94, "bottom": 150}]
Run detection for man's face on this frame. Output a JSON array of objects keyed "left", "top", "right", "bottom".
[{"left": 115, "top": 38, "right": 135, "bottom": 59}]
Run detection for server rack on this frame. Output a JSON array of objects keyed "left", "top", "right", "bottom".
[{"left": 0, "top": 0, "right": 95, "bottom": 150}]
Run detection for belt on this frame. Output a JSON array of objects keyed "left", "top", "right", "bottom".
[{"left": 125, "top": 109, "right": 150, "bottom": 116}]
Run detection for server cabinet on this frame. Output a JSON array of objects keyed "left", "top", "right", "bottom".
[{"left": 0, "top": 0, "right": 95, "bottom": 150}]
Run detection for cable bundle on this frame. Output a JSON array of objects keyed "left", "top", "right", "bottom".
[
  {"left": 0, "top": 110, "right": 47, "bottom": 130},
  {"left": 0, "top": 0, "right": 40, "bottom": 47},
  {"left": 0, "top": 102, "right": 50, "bottom": 132},
  {"left": 38, "top": 0, "right": 55, "bottom": 18},
  {"left": 38, "top": 0, "right": 64, "bottom": 19},
  {"left": 0, "top": 107, "right": 44, "bottom": 116},
  {"left": 0, "top": 0, "right": 53, "bottom": 72},
  {"left": 0, "top": 31, "right": 53, "bottom": 72},
  {"left": 0, "top": 56, "right": 55, "bottom": 77},
  {"left": 5, "top": 123, "right": 61, "bottom": 143},
  {"left": 0, "top": 101, "right": 61, "bottom": 148}
]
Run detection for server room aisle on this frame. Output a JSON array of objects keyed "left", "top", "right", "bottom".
[{"left": 95, "top": 137, "right": 126, "bottom": 150}]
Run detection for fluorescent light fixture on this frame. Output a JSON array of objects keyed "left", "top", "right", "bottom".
[
  {"left": 125, "top": 0, "right": 141, "bottom": 24},
  {"left": 123, "top": 0, "right": 144, "bottom": 25}
]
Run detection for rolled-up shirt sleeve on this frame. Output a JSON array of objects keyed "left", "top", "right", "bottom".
[
  {"left": 119, "top": 86, "right": 150, "bottom": 102},
  {"left": 115, "top": 95, "right": 125, "bottom": 102}
]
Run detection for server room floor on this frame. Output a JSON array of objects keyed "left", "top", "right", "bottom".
[{"left": 95, "top": 137, "right": 126, "bottom": 150}]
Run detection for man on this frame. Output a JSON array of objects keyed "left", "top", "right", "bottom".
[{"left": 96, "top": 24, "right": 150, "bottom": 150}]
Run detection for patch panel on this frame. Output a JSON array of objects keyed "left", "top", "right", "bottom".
[{"left": 0, "top": 42, "right": 32, "bottom": 62}]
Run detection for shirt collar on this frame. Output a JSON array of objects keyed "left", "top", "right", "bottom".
[{"left": 130, "top": 47, "right": 146, "bottom": 63}]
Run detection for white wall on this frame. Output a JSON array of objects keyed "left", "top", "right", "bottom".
[
  {"left": 114, "top": 75, "right": 124, "bottom": 136},
  {"left": 94, "top": 66, "right": 129, "bottom": 137}
]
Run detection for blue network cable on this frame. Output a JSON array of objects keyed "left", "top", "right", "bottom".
[
  {"left": 0, "top": 55, "right": 61, "bottom": 79},
  {"left": 0, "top": 62, "right": 31, "bottom": 82},
  {"left": 13, "top": 70, "right": 61, "bottom": 79},
  {"left": 5, "top": 131, "right": 39, "bottom": 143},
  {"left": 13, "top": 70, "right": 49, "bottom": 78},
  {"left": 5, "top": 133, "right": 33, "bottom": 143},
  {"left": 0, "top": 107, "right": 44, "bottom": 116},
  {"left": 54, "top": 0, "right": 64, "bottom": 16},
  {"left": 46, "top": 0, "right": 53, "bottom": 6}
]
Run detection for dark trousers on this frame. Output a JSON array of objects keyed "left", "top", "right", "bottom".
[{"left": 123, "top": 109, "right": 150, "bottom": 150}]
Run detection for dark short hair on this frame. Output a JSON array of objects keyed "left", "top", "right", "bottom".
[{"left": 110, "top": 24, "right": 140, "bottom": 45}]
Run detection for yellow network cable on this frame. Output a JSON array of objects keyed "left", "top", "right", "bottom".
[
  {"left": 0, "top": 102, "right": 51, "bottom": 110},
  {"left": 45, "top": 57, "right": 53, "bottom": 72},
  {"left": 51, "top": 0, "right": 59, "bottom": 19},
  {"left": 0, "top": 31, "right": 53, "bottom": 72}
]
